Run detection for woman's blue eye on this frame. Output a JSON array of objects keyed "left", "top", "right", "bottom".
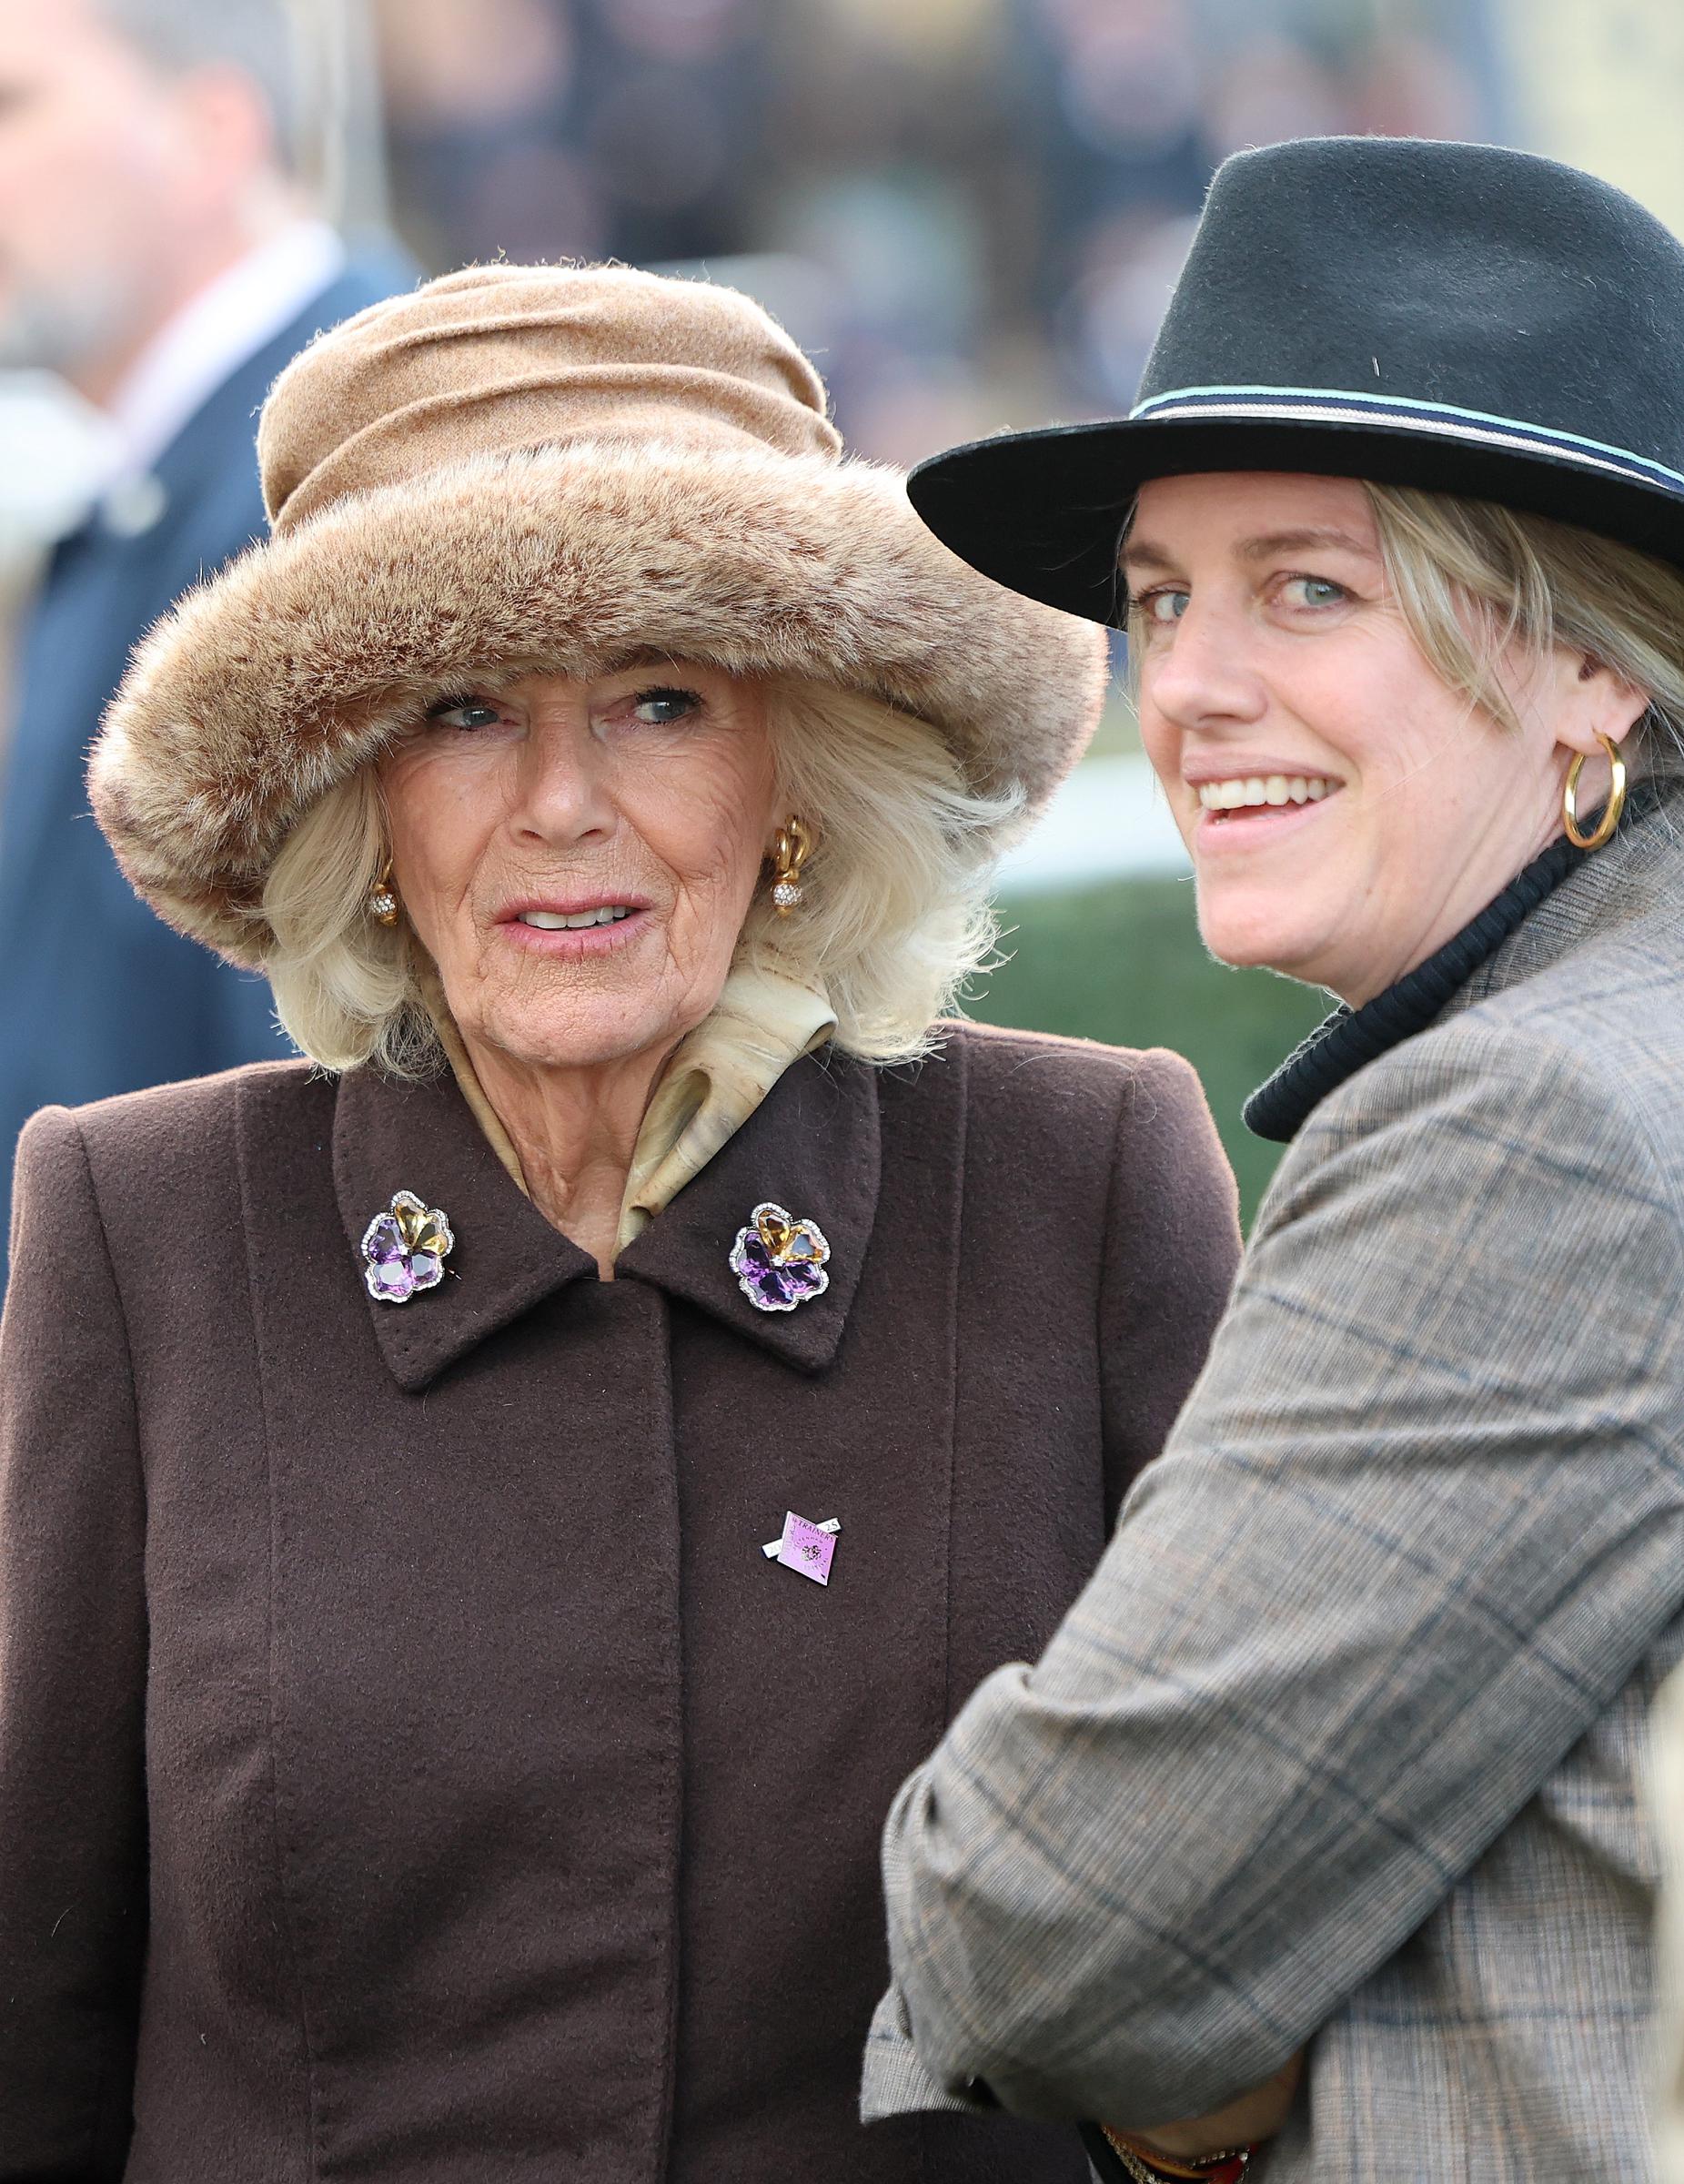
[
  {"left": 1286, "top": 577, "right": 1346, "bottom": 609},
  {"left": 632, "top": 686, "right": 701, "bottom": 724},
  {"left": 1143, "top": 590, "right": 1189, "bottom": 624},
  {"left": 428, "top": 695, "right": 502, "bottom": 731}
]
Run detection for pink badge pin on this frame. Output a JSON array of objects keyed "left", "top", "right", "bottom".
[{"left": 760, "top": 1511, "right": 841, "bottom": 1585}]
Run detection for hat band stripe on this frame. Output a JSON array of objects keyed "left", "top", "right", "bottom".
[{"left": 1129, "top": 384, "right": 1684, "bottom": 496}]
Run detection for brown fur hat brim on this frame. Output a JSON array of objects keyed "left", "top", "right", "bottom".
[{"left": 90, "top": 436, "right": 1108, "bottom": 966}]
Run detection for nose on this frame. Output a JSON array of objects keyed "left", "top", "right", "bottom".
[
  {"left": 506, "top": 703, "right": 618, "bottom": 850},
  {"left": 1143, "top": 593, "right": 1267, "bottom": 734}
]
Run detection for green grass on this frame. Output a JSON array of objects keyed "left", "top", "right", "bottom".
[{"left": 966, "top": 877, "right": 1329, "bottom": 1227}]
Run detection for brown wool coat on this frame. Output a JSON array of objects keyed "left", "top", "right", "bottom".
[{"left": 0, "top": 1024, "right": 1238, "bottom": 2184}]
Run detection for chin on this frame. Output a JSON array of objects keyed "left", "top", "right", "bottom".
[
  {"left": 1196, "top": 901, "right": 1332, "bottom": 987},
  {"left": 499, "top": 1024, "right": 667, "bottom": 1073},
  {"left": 482, "top": 995, "right": 697, "bottom": 1076}
]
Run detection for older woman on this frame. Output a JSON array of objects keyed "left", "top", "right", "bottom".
[
  {"left": 0, "top": 268, "right": 1241, "bottom": 2182},
  {"left": 868, "top": 137, "right": 1684, "bottom": 2182}
]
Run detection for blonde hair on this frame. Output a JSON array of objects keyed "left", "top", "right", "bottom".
[
  {"left": 1361, "top": 482, "right": 1684, "bottom": 774},
  {"left": 261, "top": 680, "right": 1019, "bottom": 1074},
  {"left": 1125, "top": 479, "right": 1684, "bottom": 775}
]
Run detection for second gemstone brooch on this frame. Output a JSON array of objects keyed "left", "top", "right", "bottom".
[{"left": 729, "top": 1199, "right": 830, "bottom": 1313}]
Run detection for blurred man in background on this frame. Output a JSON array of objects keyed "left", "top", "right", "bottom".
[{"left": 0, "top": 0, "right": 405, "bottom": 1274}]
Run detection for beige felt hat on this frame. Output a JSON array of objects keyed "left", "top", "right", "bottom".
[{"left": 90, "top": 263, "right": 1108, "bottom": 966}]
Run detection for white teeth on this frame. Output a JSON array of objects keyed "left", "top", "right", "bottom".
[
  {"left": 1195, "top": 775, "right": 1336, "bottom": 812},
  {"left": 519, "top": 906, "right": 634, "bottom": 930}
]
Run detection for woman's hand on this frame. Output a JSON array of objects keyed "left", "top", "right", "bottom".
[{"left": 1122, "top": 2051, "right": 1303, "bottom": 2161}]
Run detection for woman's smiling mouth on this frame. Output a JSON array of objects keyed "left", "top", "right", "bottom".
[
  {"left": 497, "top": 899, "right": 653, "bottom": 956},
  {"left": 1189, "top": 772, "right": 1346, "bottom": 849},
  {"left": 1196, "top": 773, "right": 1336, "bottom": 814},
  {"left": 518, "top": 905, "right": 636, "bottom": 929}
]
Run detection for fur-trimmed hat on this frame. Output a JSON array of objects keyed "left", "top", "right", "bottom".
[{"left": 90, "top": 264, "right": 1107, "bottom": 966}]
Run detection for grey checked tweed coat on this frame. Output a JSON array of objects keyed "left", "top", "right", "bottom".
[{"left": 865, "top": 790, "right": 1684, "bottom": 2183}]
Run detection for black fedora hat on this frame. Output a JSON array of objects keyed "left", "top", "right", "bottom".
[{"left": 909, "top": 136, "right": 1684, "bottom": 624}]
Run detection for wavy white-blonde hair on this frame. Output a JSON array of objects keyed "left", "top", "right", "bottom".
[{"left": 260, "top": 679, "right": 1021, "bottom": 1075}]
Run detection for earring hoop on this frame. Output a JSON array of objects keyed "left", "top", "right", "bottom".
[
  {"left": 368, "top": 856, "right": 399, "bottom": 926},
  {"left": 771, "top": 817, "right": 812, "bottom": 915},
  {"left": 1563, "top": 733, "right": 1629, "bottom": 852}
]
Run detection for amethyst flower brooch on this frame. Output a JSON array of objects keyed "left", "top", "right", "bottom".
[
  {"left": 361, "top": 1189, "right": 454, "bottom": 1303},
  {"left": 730, "top": 1200, "right": 830, "bottom": 1313}
]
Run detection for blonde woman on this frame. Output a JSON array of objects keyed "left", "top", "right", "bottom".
[
  {"left": 871, "top": 137, "right": 1684, "bottom": 2182},
  {"left": 0, "top": 267, "right": 1240, "bottom": 2182}
]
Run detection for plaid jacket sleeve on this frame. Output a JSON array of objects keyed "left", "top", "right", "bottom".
[{"left": 865, "top": 1009, "right": 1684, "bottom": 2128}]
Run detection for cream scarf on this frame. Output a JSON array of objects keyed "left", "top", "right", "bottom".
[{"left": 429, "top": 964, "right": 837, "bottom": 1257}]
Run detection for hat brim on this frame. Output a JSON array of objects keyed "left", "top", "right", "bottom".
[
  {"left": 92, "top": 437, "right": 1106, "bottom": 966},
  {"left": 907, "top": 413, "right": 1684, "bottom": 623}
]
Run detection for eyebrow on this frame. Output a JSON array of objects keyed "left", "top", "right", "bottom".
[{"left": 1120, "top": 525, "right": 1381, "bottom": 574}]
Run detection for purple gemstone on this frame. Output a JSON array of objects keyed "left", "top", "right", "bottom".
[
  {"left": 366, "top": 1214, "right": 406, "bottom": 1259},
  {"left": 730, "top": 1209, "right": 831, "bottom": 1313},
  {"left": 360, "top": 1191, "right": 455, "bottom": 1306}
]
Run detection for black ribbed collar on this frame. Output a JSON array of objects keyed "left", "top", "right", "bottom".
[{"left": 1243, "top": 786, "right": 1661, "bottom": 1144}]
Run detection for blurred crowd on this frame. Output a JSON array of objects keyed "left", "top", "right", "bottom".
[{"left": 374, "top": 0, "right": 1500, "bottom": 462}]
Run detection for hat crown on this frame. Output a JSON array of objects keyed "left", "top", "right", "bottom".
[
  {"left": 1136, "top": 136, "right": 1684, "bottom": 478},
  {"left": 904, "top": 136, "right": 1684, "bottom": 624},
  {"left": 258, "top": 262, "right": 842, "bottom": 531}
]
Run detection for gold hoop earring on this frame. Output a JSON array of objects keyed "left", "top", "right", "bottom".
[
  {"left": 368, "top": 856, "right": 399, "bottom": 926},
  {"left": 771, "top": 818, "right": 812, "bottom": 915},
  {"left": 1563, "top": 733, "right": 1629, "bottom": 852}
]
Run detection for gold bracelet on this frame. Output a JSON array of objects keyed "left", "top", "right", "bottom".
[
  {"left": 1101, "top": 2137, "right": 1168, "bottom": 2184},
  {"left": 1100, "top": 2125, "right": 1254, "bottom": 2181}
]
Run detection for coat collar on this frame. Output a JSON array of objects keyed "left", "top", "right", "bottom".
[
  {"left": 332, "top": 1048, "right": 881, "bottom": 1392},
  {"left": 616, "top": 1045, "right": 880, "bottom": 1374},
  {"left": 1460, "top": 776, "right": 1684, "bottom": 1006},
  {"left": 333, "top": 1062, "right": 595, "bottom": 1393}
]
